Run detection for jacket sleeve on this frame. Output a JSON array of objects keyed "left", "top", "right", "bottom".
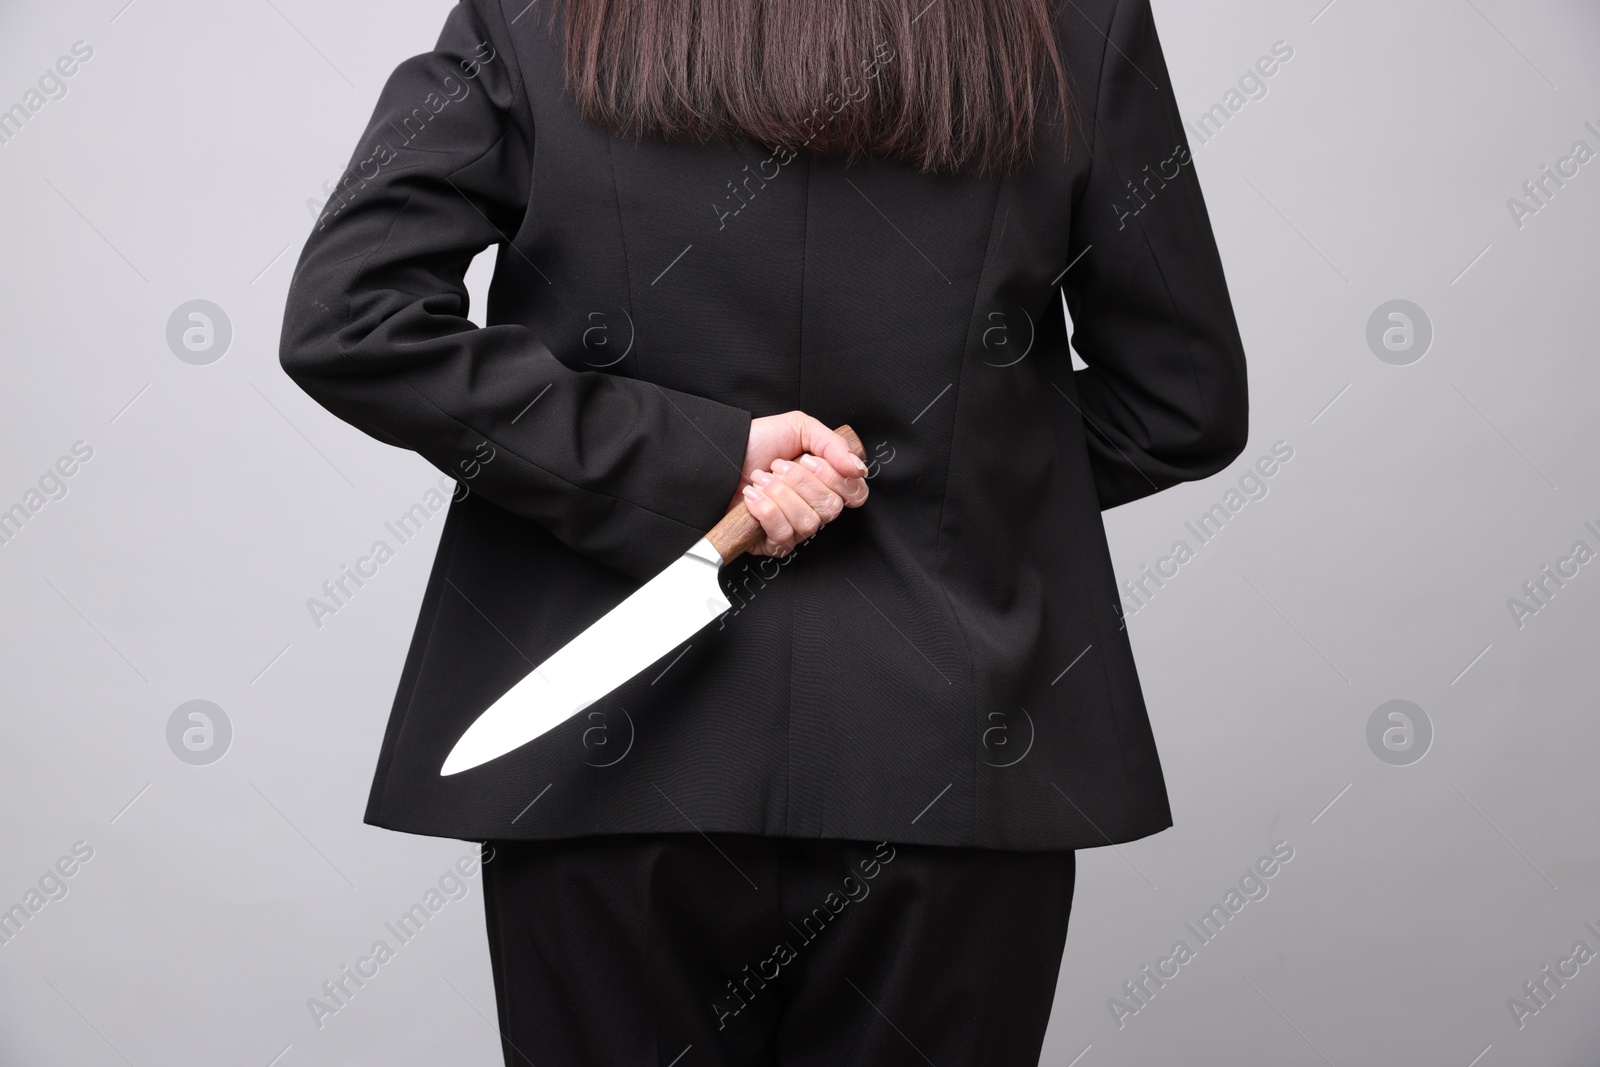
[
  {"left": 277, "top": 0, "right": 751, "bottom": 582},
  {"left": 1059, "top": 0, "right": 1250, "bottom": 511}
]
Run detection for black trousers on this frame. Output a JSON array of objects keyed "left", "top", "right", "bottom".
[{"left": 480, "top": 833, "right": 1076, "bottom": 1066}]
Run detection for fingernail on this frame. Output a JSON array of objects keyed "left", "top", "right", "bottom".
[
  {"left": 851, "top": 455, "right": 868, "bottom": 473},
  {"left": 799, "top": 454, "right": 822, "bottom": 471},
  {"left": 743, "top": 485, "right": 762, "bottom": 501},
  {"left": 751, "top": 469, "right": 772, "bottom": 486},
  {"left": 772, "top": 458, "right": 792, "bottom": 474}
]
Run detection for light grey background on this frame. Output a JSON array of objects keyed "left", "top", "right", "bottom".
[{"left": 1, "top": 0, "right": 1596, "bottom": 1064}]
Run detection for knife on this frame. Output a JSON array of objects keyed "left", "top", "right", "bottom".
[{"left": 440, "top": 424, "right": 866, "bottom": 775}]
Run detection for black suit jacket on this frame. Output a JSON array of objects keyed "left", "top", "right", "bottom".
[{"left": 279, "top": 0, "right": 1248, "bottom": 849}]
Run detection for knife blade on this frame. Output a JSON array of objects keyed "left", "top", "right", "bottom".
[{"left": 439, "top": 424, "right": 865, "bottom": 775}]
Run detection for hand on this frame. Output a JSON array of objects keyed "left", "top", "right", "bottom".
[{"left": 731, "top": 411, "right": 869, "bottom": 557}]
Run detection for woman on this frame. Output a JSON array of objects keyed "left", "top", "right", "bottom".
[{"left": 279, "top": 0, "right": 1248, "bottom": 1062}]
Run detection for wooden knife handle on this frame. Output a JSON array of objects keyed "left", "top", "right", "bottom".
[{"left": 705, "top": 424, "right": 865, "bottom": 564}]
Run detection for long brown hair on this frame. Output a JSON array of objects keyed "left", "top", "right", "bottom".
[{"left": 559, "top": 0, "right": 1069, "bottom": 176}]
